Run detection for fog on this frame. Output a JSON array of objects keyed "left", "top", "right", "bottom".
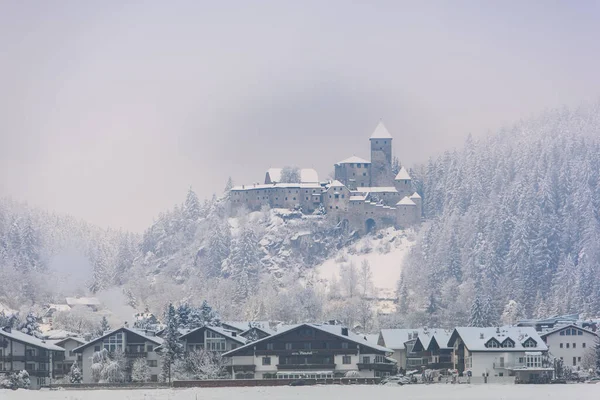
[{"left": 1, "top": 1, "right": 599, "bottom": 231}]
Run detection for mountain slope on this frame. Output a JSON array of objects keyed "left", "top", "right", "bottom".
[{"left": 399, "top": 103, "right": 600, "bottom": 327}]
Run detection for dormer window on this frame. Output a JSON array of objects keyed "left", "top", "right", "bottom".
[
  {"left": 501, "top": 338, "right": 515, "bottom": 348},
  {"left": 485, "top": 338, "right": 501, "bottom": 348},
  {"left": 522, "top": 338, "right": 537, "bottom": 348}
]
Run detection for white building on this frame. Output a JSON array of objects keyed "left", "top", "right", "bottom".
[
  {"left": 223, "top": 323, "right": 395, "bottom": 380},
  {"left": 72, "top": 327, "right": 164, "bottom": 383},
  {"left": 448, "top": 326, "right": 553, "bottom": 383},
  {"left": 52, "top": 336, "right": 86, "bottom": 380},
  {"left": 0, "top": 326, "right": 66, "bottom": 389},
  {"left": 540, "top": 324, "right": 598, "bottom": 370}
]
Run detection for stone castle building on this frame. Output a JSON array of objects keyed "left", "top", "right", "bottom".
[{"left": 230, "top": 122, "right": 421, "bottom": 233}]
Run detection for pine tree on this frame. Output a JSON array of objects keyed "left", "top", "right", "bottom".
[
  {"left": 160, "top": 303, "right": 183, "bottom": 383},
  {"left": 482, "top": 296, "right": 496, "bottom": 326},
  {"left": 200, "top": 300, "right": 221, "bottom": 327},
  {"left": 224, "top": 177, "right": 234, "bottom": 193},
  {"left": 69, "top": 363, "right": 83, "bottom": 384},
  {"left": 19, "top": 312, "right": 41, "bottom": 337},
  {"left": 100, "top": 316, "right": 110, "bottom": 333},
  {"left": 469, "top": 296, "right": 484, "bottom": 327},
  {"left": 228, "top": 227, "right": 261, "bottom": 302}
]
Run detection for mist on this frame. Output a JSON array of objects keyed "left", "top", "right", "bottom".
[{"left": 1, "top": 1, "right": 599, "bottom": 231}]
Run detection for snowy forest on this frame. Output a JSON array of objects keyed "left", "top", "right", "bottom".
[{"left": 1, "top": 103, "right": 600, "bottom": 332}]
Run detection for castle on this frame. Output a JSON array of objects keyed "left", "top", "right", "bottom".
[{"left": 230, "top": 122, "right": 421, "bottom": 233}]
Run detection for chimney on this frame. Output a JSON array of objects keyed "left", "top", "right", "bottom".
[
  {"left": 2, "top": 327, "right": 11, "bottom": 334},
  {"left": 341, "top": 327, "right": 348, "bottom": 336},
  {"left": 480, "top": 333, "right": 484, "bottom": 339}
]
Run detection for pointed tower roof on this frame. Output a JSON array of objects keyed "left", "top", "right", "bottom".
[
  {"left": 410, "top": 192, "right": 421, "bottom": 199},
  {"left": 369, "top": 121, "right": 393, "bottom": 140},
  {"left": 395, "top": 167, "right": 411, "bottom": 180},
  {"left": 397, "top": 196, "right": 416, "bottom": 206}
]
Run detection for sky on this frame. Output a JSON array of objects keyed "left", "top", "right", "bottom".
[{"left": 1, "top": 1, "right": 600, "bottom": 232}]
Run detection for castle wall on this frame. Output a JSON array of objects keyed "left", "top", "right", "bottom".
[
  {"left": 394, "top": 179, "right": 412, "bottom": 199},
  {"left": 334, "top": 163, "right": 371, "bottom": 188},
  {"left": 396, "top": 204, "right": 418, "bottom": 227}
]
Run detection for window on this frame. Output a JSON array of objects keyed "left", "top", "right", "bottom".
[
  {"left": 573, "top": 357, "right": 577, "bottom": 366},
  {"left": 146, "top": 345, "right": 153, "bottom": 352},
  {"left": 578, "top": 330, "right": 583, "bottom": 336},
  {"left": 501, "top": 339, "right": 515, "bottom": 348},
  {"left": 573, "top": 343, "right": 576, "bottom": 348},
  {"left": 485, "top": 339, "right": 500, "bottom": 348},
  {"left": 335, "top": 194, "right": 339, "bottom": 199},
  {"left": 560, "top": 331, "right": 565, "bottom": 336},
  {"left": 262, "top": 357, "right": 271, "bottom": 365},
  {"left": 285, "top": 343, "right": 292, "bottom": 350},
  {"left": 499, "top": 373, "right": 504, "bottom": 377},
  {"left": 147, "top": 360, "right": 158, "bottom": 367},
  {"left": 566, "top": 330, "right": 571, "bottom": 336},
  {"left": 341, "top": 342, "right": 348, "bottom": 349},
  {"left": 94, "top": 345, "right": 101, "bottom": 352},
  {"left": 342, "top": 356, "right": 351, "bottom": 364},
  {"left": 375, "top": 355, "right": 385, "bottom": 363},
  {"left": 526, "top": 355, "right": 542, "bottom": 368},
  {"left": 362, "top": 356, "right": 371, "bottom": 364},
  {"left": 566, "top": 343, "right": 570, "bottom": 348},
  {"left": 578, "top": 357, "right": 581, "bottom": 362},
  {"left": 303, "top": 343, "right": 311, "bottom": 350},
  {"left": 267, "top": 343, "right": 274, "bottom": 350},
  {"left": 560, "top": 343, "right": 563, "bottom": 348},
  {"left": 583, "top": 343, "right": 586, "bottom": 348},
  {"left": 522, "top": 338, "right": 537, "bottom": 348}
]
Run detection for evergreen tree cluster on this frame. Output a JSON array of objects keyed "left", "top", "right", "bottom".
[{"left": 401, "top": 103, "right": 600, "bottom": 326}]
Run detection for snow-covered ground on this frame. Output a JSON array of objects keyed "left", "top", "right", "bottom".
[
  {"left": 4, "top": 384, "right": 598, "bottom": 400},
  {"left": 317, "top": 227, "right": 415, "bottom": 302}
]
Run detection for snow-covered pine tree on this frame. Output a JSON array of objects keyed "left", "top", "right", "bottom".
[
  {"left": 131, "top": 357, "right": 151, "bottom": 382},
  {"left": 19, "top": 312, "right": 41, "bottom": 337},
  {"left": 200, "top": 300, "right": 221, "bottom": 327},
  {"left": 469, "top": 296, "right": 485, "bottom": 327},
  {"left": 69, "top": 362, "right": 83, "bottom": 384},
  {"left": 228, "top": 226, "right": 261, "bottom": 302},
  {"left": 176, "top": 303, "right": 192, "bottom": 329},
  {"left": 160, "top": 303, "right": 183, "bottom": 383},
  {"left": 205, "top": 217, "right": 231, "bottom": 278},
  {"left": 482, "top": 296, "right": 496, "bottom": 327},
  {"left": 100, "top": 316, "right": 110, "bottom": 333},
  {"left": 224, "top": 177, "right": 234, "bottom": 193}
]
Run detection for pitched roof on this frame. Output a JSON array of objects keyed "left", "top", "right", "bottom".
[
  {"left": 539, "top": 324, "right": 598, "bottom": 338},
  {"left": 413, "top": 329, "right": 453, "bottom": 352},
  {"left": 395, "top": 167, "right": 411, "bottom": 180},
  {"left": 410, "top": 192, "right": 421, "bottom": 199},
  {"left": 337, "top": 156, "right": 371, "bottom": 165},
  {"left": 179, "top": 325, "right": 247, "bottom": 345},
  {"left": 327, "top": 180, "right": 346, "bottom": 188},
  {"left": 53, "top": 336, "right": 87, "bottom": 347},
  {"left": 223, "top": 324, "right": 392, "bottom": 357},
  {"left": 241, "top": 325, "right": 277, "bottom": 337},
  {"left": 72, "top": 327, "right": 164, "bottom": 353},
  {"left": 370, "top": 121, "right": 393, "bottom": 139},
  {"left": 354, "top": 187, "right": 398, "bottom": 193},
  {"left": 397, "top": 196, "right": 416, "bottom": 206},
  {"left": 0, "top": 328, "right": 65, "bottom": 351},
  {"left": 448, "top": 326, "right": 548, "bottom": 352},
  {"left": 379, "top": 328, "right": 428, "bottom": 350}
]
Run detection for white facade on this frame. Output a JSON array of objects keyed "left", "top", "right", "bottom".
[{"left": 541, "top": 325, "right": 598, "bottom": 369}]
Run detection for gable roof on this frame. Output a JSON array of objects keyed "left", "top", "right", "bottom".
[
  {"left": 412, "top": 329, "right": 453, "bottom": 352},
  {"left": 395, "top": 167, "right": 411, "bottom": 180},
  {"left": 448, "top": 326, "right": 547, "bottom": 352},
  {"left": 377, "top": 328, "right": 428, "bottom": 350},
  {"left": 370, "top": 121, "right": 393, "bottom": 139},
  {"left": 223, "top": 324, "right": 392, "bottom": 357},
  {"left": 337, "top": 156, "right": 371, "bottom": 165},
  {"left": 539, "top": 324, "right": 598, "bottom": 338},
  {"left": 179, "top": 325, "right": 247, "bottom": 345},
  {"left": 410, "top": 192, "right": 421, "bottom": 199},
  {"left": 72, "top": 327, "right": 164, "bottom": 353},
  {"left": 0, "top": 328, "right": 65, "bottom": 351},
  {"left": 53, "top": 336, "right": 87, "bottom": 347},
  {"left": 397, "top": 196, "right": 416, "bottom": 206},
  {"left": 240, "top": 325, "right": 276, "bottom": 337}
]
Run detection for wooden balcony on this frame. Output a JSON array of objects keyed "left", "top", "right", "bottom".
[
  {"left": 277, "top": 363, "right": 336, "bottom": 370},
  {"left": 226, "top": 364, "right": 256, "bottom": 372},
  {"left": 124, "top": 352, "right": 148, "bottom": 358},
  {"left": 357, "top": 363, "right": 395, "bottom": 372}
]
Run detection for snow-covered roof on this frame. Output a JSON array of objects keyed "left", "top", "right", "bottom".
[
  {"left": 354, "top": 187, "right": 398, "bottom": 193},
  {"left": 65, "top": 297, "right": 101, "bottom": 307},
  {"left": 397, "top": 196, "right": 416, "bottom": 206},
  {"left": 179, "top": 325, "right": 247, "bottom": 345},
  {"left": 448, "top": 326, "right": 548, "bottom": 352},
  {"left": 327, "top": 180, "right": 346, "bottom": 188},
  {"left": 370, "top": 121, "right": 393, "bottom": 139},
  {"left": 410, "top": 192, "right": 421, "bottom": 199},
  {"left": 413, "top": 329, "right": 453, "bottom": 351},
  {"left": 72, "top": 327, "right": 164, "bottom": 353},
  {"left": 349, "top": 195, "right": 368, "bottom": 201},
  {"left": 265, "top": 168, "right": 319, "bottom": 184},
  {"left": 42, "top": 330, "right": 80, "bottom": 340},
  {"left": 0, "top": 328, "right": 65, "bottom": 351},
  {"left": 337, "top": 156, "right": 371, "bottom": 165},
  {"left": 379, "top": 328, "right": 429, "bottom": 350},
  {"left": 539, "top": 324, "right": 598, "bottom": 338},
  {"left": 53, "top": 336, "right": 87, "bottom": 347},
  {"left": 231, "top": 182, "right": 322, "bottom": 191},
  {"left": 223, "top": 324, "right": 393, "bottom": 357},
  {"left": 363, "top": 333, "right": 380, "bottom": 346},
  {"left": 395, "top": 167, "right": 411, "bottom": 180},
  {"left": 241, "top": 325, "right": 277, "bottom": 337}
]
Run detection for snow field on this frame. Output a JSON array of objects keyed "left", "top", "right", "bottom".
[{"left": 3, "top": 383, "right": 598, "bottom": 400}]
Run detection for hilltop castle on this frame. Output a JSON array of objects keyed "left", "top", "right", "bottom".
[{"left": 230, "top": 122, "right": 421, "bottom": 233}]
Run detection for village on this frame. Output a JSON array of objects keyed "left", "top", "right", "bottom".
[{"left": 0, "top": 295, "right": 599, "bottom": 390}]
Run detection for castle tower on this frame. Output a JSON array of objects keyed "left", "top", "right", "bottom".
[
  {"left": 394, "top": 166, "right": 412, "bottom": 198},
  {"left": 369, "top": 121, "right": 393, "bottom": 186}
]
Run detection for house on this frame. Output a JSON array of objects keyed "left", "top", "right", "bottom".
[
  {"left": 517, "top": 314, "right": 580, "bottom": 332},
  {"left": 72, "top": 327, "right": 164, "bottom": 383},
  {"left": 240, "top": 325, "right": 275, "bottom": 341},
  {"left": 179, "top": 325, "right": 247, "bottom": 353},
  {"left": 378, "top": 328, "right": 427, "bottom": 370},
  {"left": 540, "top": 324, "right": 598, "bottom": 370},
  {"left": 221, "top": 321, "right": 271, "bottom": 334},
  {"left": 222, "top": 323, "right": 395, "bottom": 380},
  {"left": 65, "top": 297, "right": 101, "bottom": 312},
  {"left": 41, "top": 304, "right": 71, "bottom": 325},
  {"left": 0, "top": 326, "right": 66, "bottom": 389},
  {"left": 51, "top": 337, "right": 86, "bottom": 379},
  {"left": 448, "top": 326, "right": 552, "bottom": 383},
  {"left": 411, "top": 329, "right": 453, "bottom": 370}
]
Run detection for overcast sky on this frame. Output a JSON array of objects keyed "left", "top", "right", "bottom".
[{"left": 1, "top": 1, "right": 599, "bottom": 232}]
